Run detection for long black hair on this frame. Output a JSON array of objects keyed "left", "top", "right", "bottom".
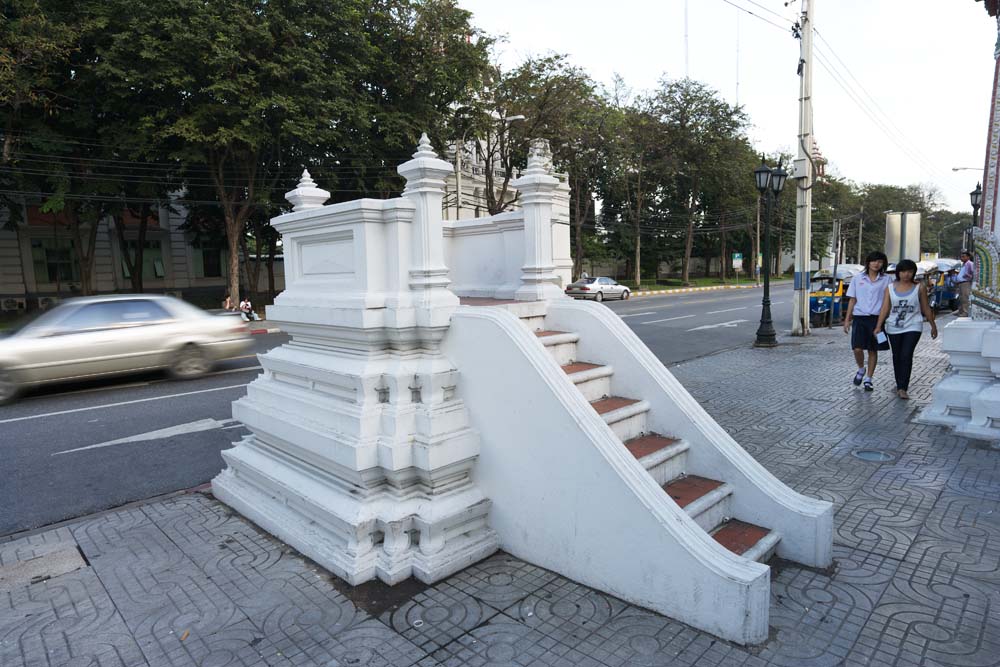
[{"left": 864, "top": 251, "right": 888, "bottom": 276}]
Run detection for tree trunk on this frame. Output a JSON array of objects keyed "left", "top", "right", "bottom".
[
  {"left": 571, "top": 176, "right": 590, "bottom": 281},
  {"left": 267, "top": 233, "right": 277, "bottom": 300},
  {"left": 681, "top": 176, "right": 699, "bottom": 286},
  {"left": 67, "top": 203, "right": 100, "bottom": 295}
]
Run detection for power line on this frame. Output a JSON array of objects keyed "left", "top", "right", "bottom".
[{"left": 715, "top": 0, "right": 793, "bottom": 32}]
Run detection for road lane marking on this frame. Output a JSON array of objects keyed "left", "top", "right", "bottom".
[
  {"left": 0, "top": 384, "right": 250, "bottom": 425},
  {"left": 706, "top": 307, "right": 747, "bottom": 314},
  {"left": 619, "top": 312, "right": 656, "bottom": 318},
  {"left": 687, "top": 319, "right": 748, "bottom": 331},
  {"left": 641, "top": 314, "right": 696, "bottom": 324},
  {"left": 53, "top": 418, "right": 242, "bottom": 455}
]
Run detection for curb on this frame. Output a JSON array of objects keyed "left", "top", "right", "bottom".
[
  {"left": 248, "top": 325, "right": 281, "bottom": 335},
  {"left": 630, "top": 284, "right": 759, "bottom": 298}
]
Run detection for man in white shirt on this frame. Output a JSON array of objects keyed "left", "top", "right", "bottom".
[
  {"left": 843, "top": 251, "right": 892, "bottom": 391},
  {"left": 954, "top": 250, "right": 975, "bottom": 317}
]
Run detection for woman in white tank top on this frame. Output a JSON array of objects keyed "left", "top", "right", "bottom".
[{"left": 874, "top": 259, "right": 938, "bottom": 400}]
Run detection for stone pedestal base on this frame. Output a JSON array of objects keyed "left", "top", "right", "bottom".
[{"left": 213, "top": 436, "right": 497, "bottom": 585}]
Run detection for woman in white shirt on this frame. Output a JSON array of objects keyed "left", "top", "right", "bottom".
[{"left": 875, "top": 259, "right": 938, "bottom": 400}]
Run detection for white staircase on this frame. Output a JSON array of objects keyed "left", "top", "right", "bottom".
[{"left": 442, "top": 297, "right": 833, "bottom": 644}]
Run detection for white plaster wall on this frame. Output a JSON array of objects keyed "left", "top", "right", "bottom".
[
  {"left": 444, "top": 212, "right": 523, "bottom": 298},
  {"left": 545, "top": 299, "right": 833, "bottom": 568},
  {"left": 443, "top": 306, "right": 771, "bottom": 645}
]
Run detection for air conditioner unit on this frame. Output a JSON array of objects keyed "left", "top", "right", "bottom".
[
  {"left": 37, "top": 296, "right": 59, "bottom": 311},
  {"left": 1, "top": 297, "right": 25, "bottom": 312}
]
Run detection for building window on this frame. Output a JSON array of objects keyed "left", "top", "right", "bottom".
[
  {"left": 202, "top": 248, "right": 222, "bottom": 278},
  {"left": 30, "top": 238, "right": 79, "bottom": 284},
  {"left": 121, "top": 239, "right": 165, "bottom": 280}
]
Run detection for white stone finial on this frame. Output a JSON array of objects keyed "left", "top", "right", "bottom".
[
  {"left": 413, "top": 132, "right": 438, "bottom": 159},
  {"left": 285, "top": 168, "right": 330, "bottom": 211},
  {"left": 298, "top": 169, "right": 317, "bottom": 188}
]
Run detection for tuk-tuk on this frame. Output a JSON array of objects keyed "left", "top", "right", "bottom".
[
  {"left": 929, "top": 258, "right": 962, "bottom": 310},
  {"left": 809, "top": 264, "right": 862, "bottom": 327}
]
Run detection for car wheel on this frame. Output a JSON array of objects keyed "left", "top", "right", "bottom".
[
  {"left": 170, "top": 344, "right": 212, "bottom": 379},
  {"left": 622, "top": 290, "right": 630, "bottom": 300},
  {"left": 0, "top": 368, "right": 20, "bottom": 405},
  {"left": 595, "top": 291, "right": 604, "bottom": 302},
  {"left": 949, "top": 298, "right": 959, "bottom": 311}
]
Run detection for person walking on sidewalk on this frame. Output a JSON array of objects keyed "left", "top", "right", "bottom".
[
  {"left": 954, "top": 250, "right": 975, "bottom": 317},
  {"left": 843, "top": 251, "right": 891, "bottom": 391},
  {"left": 874, "top": 259, "right": 938, "bottom": 400}
]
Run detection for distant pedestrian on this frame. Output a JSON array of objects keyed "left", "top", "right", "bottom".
[
  {"left": 954, "top": 250, "right": 975, "bottom": 317},
  {"left": 222, "top": 294, "right": 234, "bottom": 311},
  {"left": 875, "top": 259, "right": 937, "bottom": 400},
  {"left": 239, "top": 297, "right": 260, "bottom": 321},
  {"left": 843, "top": 251, "right": 891, "bottom": 392}
]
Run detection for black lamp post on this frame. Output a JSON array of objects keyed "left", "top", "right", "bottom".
[
  {"left": 753, "top": 156, "right": 786, "bottom": 348},
  {"left": 970, "top": 182, "right": 983, "bottom": 251}
]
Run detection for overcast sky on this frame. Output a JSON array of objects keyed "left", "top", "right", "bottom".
[{"left": 458, "top": 0, "right": 997, "bottom": 213}]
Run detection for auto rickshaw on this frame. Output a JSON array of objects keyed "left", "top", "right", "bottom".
[
  {"left": 929, "top": 258, "right": 962, "bottom": 310},
  {"left": 809, "top": 264, "right": 862, "bottom": 327}
]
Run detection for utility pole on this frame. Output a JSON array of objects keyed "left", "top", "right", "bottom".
[
  {"left": 791, "top": 0, "right": 815, "bottom": 336},
  {"left": 685, "top": 0, "right": 690, "bottom": 78},
  {"left": 858, "top": 204, "right": 864, "bottom": 261}
]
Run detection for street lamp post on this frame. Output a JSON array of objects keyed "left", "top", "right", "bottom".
[
  {"left": 753, "top": 157, "right": 787, "bottom": 348},
  {"left": 970, "top": 182, "right": 983, "bottom": 253}
]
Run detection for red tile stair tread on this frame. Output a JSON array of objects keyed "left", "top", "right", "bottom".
[
  {"left": 535, "top": 330, "right": 566, "bottom": 337},
  {"left": 562, "top": 362, "right": 601, "bottom": 374},
  {"left": 712, "top": 520, "right": 772, "bottom": 556},
  {"left": 662, "top": 475, "right": 724, "bottom": 508},
  {"left": 624, "top": 433, "right": 680, "bottom": 459},
  {"left": 590, "top": 397, "right": 640, "bottom": 414}
]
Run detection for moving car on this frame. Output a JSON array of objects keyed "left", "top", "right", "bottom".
[
  {"left": 564, "top": 277, "right": 630, "bottom": 301},
  {"left": 0, "top": 294, "right": 253, "bottom": 404}
]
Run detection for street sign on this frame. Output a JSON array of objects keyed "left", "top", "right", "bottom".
[{"left": 732, "top": 252, "right": 743, "bottom": 270}]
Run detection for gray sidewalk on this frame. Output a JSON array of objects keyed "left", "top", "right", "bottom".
[{"left": 3, "top": 323, "right": 999, "bottom": 667}]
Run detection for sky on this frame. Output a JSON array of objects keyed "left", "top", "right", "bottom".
[{"left": 457, "top": 0, "right": 998, "bottom": 213}]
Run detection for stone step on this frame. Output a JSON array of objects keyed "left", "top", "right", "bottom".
[
  {"left": 535, "top": 330, "right": 579, "bottom": 365},
  {"left": 562, "top": 361, "right": 614, "bottom": 402},
  {"left": 591, "top": 396, "right": 650, "bottom": 442},
  {"left": 662, "top": 475, "right": 733, "bottom": 532},
  {"left": 625, "top": 434, "right": 689, "bottom": 485},
  {"left": 710, "top": 520, "right": 781, "bottom": 563}
]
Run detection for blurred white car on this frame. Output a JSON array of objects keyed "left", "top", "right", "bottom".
[
  {"left": 565, "top": 277, "right": 630, "bottom": 301},
  {"left": 0, "top": 294, "right": 252, "bottom": 404}
]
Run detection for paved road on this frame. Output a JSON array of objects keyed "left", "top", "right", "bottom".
[
  {"left": 1, "top": 286, "right": 803, "bottom": 537},
  {"left": 605, "top": 282, "right": 799, "bottom": 365},
  {"left": 0, "top": 334, "right": 286, "bottom": 536}
]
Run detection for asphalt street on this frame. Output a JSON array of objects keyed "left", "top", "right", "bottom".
[
  {"left": 605, "top": 282, "right": 798, "bottom": 365},
  {"left": 2, "top": 285, "right": 800, "bottom": 537},
  {"left": 1, "top": 333, "right": 285, "bottom": 536}
]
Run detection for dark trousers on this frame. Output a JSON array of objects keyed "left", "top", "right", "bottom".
[{"left": 888, "top": 331, "right": 921, "bottom": 391}]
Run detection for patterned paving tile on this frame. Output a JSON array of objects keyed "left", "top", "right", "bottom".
[
  {"left": 0, "top": 527, "right": 77, "bottom": 568},
  {"left": 380, "top": 582, "right": 499, "bottom": 653},
  {"left": 446, "top": 552, "right": 559, "bottom": 612},
  {"left": 755, "top": 545, "right": 898, "bottom": 667},
  {"left": 430, "top": 617, "right": 605, "bottom": 667},
  {"left": 503, "top": 578, "right": 627, "bottom": 645},
  {"left": 257, "top": 618, "right": 426, "bottom": 667},
  {"left": 845, "top": 563, "right": 1000, "bottom": 667},
  {"left": 0, "top": 568, "right": 147, "bottom": 667},
  {"left": 548, "top": 606, "right": 764, "bottom": 667},
  {"left": 835, "top": 487, "right": 939, "bottom": 561}
]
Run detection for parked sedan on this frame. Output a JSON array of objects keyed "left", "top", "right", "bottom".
[
  {"left": 0, "top": 294, "right": 253, "bottom": 404},
  {"left": 564, "top": 277, "right": 630, "bottom": 302}
]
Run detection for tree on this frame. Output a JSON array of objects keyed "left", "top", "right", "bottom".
[{"left": 652, "top": 78, "right": 750, "bottom": 285}]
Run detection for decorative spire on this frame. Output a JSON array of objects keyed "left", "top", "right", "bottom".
[
  {"left": 285, "top": 168, "right": 330, "bottom": 211},
  {"left": 298, "top": 169, "right": 317, "bottom": 189},
  {"left": 413, "top": 132, "right": 438, "bottom": 159}
]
